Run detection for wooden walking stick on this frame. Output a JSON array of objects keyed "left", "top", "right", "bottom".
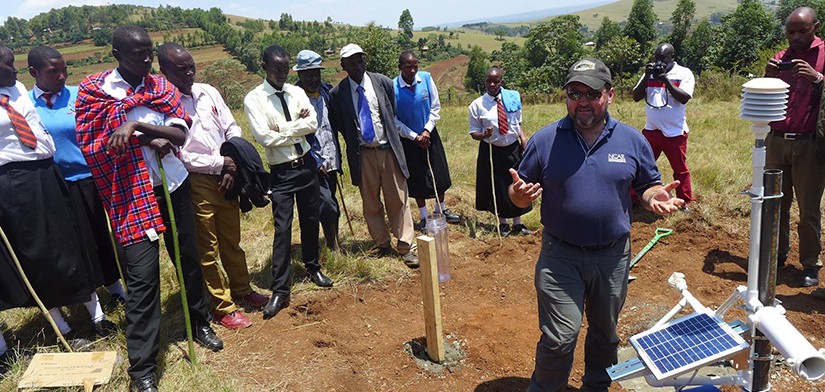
[
  {"left": 104, "top": 211, "right": 127, "bottom": 292},
  {"left": 0, "top": 224, "right": 72, "bottom": 352},
  {"left": 157, "top": 154, "right": 196, "bottom": 364},
  {"left": 336, "top": 173, "right": 355, "bottom": 236},
  {"left": 487, "top": 138, "right": 502, "bottom": 242}
]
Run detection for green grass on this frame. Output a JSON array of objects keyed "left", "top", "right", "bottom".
[
  {"left": 0, "top": 90, "right": 765, "bottom": 391},
  {"left": 413, "top": 30, "right": 525, "bottom": 53}
]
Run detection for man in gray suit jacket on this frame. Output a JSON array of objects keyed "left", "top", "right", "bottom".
[{"left": 329, "top": 43, "right": 419, "bottom": 268}]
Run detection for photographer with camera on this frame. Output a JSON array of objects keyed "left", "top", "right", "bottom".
[
  {"left": 764, "top": 6, "right": 825, "bottom": 289},
  {"left": 632, "top": 42, "right": 696, "bottom": 204}
]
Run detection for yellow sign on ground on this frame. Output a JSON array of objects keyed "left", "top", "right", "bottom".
[{"left": 18, "top": 351, "right": 118, "bottom": 392}]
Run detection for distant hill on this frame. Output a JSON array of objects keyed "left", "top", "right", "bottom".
[
  {"left": 566, "top": 0, "right": 753, "bottom": 30},
  {"left": 434, "top": 1, "right": 616, "bottom": 28}
]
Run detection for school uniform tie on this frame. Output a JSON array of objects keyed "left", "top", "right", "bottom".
[
  {"left": 41, "top": 92, "right": 54, "bottom": 108},
  {"left": 356, "top": 85, "right": 375, "bottom": 143},
  {"left": 0, "top": 95, "right": 37, "bottom": 149},
  {"left": 494, "top": 97, "right": 508, "bottom": 135},
  {"left": 275, "top": 91, "right": 303, "bottom": 155}
]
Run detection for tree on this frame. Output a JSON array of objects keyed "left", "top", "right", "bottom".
[
  {"left": 350, "top": 22, "right": 397, "bottom": 76},
  {"left": 92, "top": 28, "right": 111, "bottom": 46},
  {"left": 669, "top": 0, "right": 695, "bottom": 56},
  {"left": 398, "top": 9, "right": 414, "bottom": 40},
  {"left": 713, "top": 0, "right": 777, "bottom": 73},
  {"left": 596, "top": 36, "right": 642, "bottom": 77},
  {"left": 624, "top": 0, "right": 658, "bottom": 55},
  {"left": 681, "top": 19, "right": 715, "bottom": 73},
  {"left": 200, "top": 58, "right": 255, "bottom": 109},
  {"left": 464, "top": 45, "right": 489, "bottom": 94},
  {"left": 776, "top": 0, "right": 825, "bottom": 30},
  {"left": 593, "top": 17, "right": 622, "bottom": 50},
  {"left": 522, "top": 15, "right": 586, "bottom": 89}
]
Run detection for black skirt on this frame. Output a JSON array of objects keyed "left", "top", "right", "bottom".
[
  {"left": 475, "top": 141, "right": 532, "bottom": 218},
  {"left": 68, "top": 177, "right": 124, "bottom": 287},
  {"left": 0, "top": 159, "right": 94, "bottom": 310},
  {"left": 402, "top": 126, "right": 452, "bottom": 199}
]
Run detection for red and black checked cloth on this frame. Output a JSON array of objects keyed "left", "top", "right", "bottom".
[
  {"left": 75, "top": 70, "right": 192, "bottom": 246},
  {"left": 0, "top": 94, "right": 37, "bottom": 148}
]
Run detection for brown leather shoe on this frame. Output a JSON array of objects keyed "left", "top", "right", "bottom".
[{"left": 214, "top": 311, "right": 252, "bottom": 329}]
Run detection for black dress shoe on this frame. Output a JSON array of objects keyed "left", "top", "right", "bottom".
[
  {"left": 309, "top": 270, "right": 333, "bottom": 288},
  {"left": 510, "top": 224, "right": 533, "bottom": 236},
  {"left": 194, "top": 324, "right": 224, "bottom": 352},
  {"left": 262, "top": 294, "right": 290, "bottom": 319},
  {"left": 442, "top": 209, "right": 461, "bottom": 224},
  {"left": 802, "top": 268, "right": 820, "bottom": 287},
  {"left": 94, "top": 319, "right": 119, "bottom": 338},
  {"left": 131, "top": 374, "right": 158, "bottom": 392}
]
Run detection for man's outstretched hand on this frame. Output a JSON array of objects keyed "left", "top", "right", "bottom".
[
  {"left": 508, "top": 168, "right": 542, "bottom": 208},
  {"left": 644, "top": 181, "right": 685, "bottom": 215}
]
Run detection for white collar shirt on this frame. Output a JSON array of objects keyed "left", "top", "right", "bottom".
[
  {"left": 180, "top": 83, "right": 242, "bottom": 175},
  {"left": 31, "top": 84, "right": 63, "bottom": 105},
  {"left": 0, "top": 81, "right": 55, "bottom": 166},
  {"left": 243, "top": 80, "right": 317, "bottom": 166},
  {"left": 101, "top": 69, "right": 189, "bottom": 192},
  {"left": 468, "top": 92, "right": 521, "bottom": 147}
]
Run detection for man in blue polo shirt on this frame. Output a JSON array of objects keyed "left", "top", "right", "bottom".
[{"left": 509, "top": 57, "right": 684, "bottom": 392}]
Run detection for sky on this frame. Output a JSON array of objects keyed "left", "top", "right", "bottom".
[{"left": 1, "top": 0, "right": 612, "bottom": 28}]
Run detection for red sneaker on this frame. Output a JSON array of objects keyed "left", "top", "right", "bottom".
[
  {"left": 215, "top": 311, "right": 252, "bottom": 330},
  {"left": 238, "top": 291, "right": 269, "bottom": 308}
]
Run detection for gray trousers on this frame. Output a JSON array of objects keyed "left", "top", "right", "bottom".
[{"left": 527, "top": 232, "right": 631, "bottom": 392}]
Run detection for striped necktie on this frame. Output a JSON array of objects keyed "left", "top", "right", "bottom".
[
  {"left": 41, "top": 92, "right": 54, "bottom": 108},
  {"left": 1, "top": 95, "right": 37, "bottom": 149},
  {"left": 495, "top": 97, "right": 509, "bottom": 135}
]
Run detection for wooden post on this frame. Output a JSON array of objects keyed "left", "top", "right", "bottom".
[{"left": 417, "top": 235, "right": 445, "bottom": 363}]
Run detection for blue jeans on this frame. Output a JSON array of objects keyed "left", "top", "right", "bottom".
[{"left": 527, "top": 232, "right": 630, "bottom": 392}]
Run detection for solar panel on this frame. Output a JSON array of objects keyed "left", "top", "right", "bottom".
[{"left": 630, "top": 312, "right": 749, "bottom": 380}]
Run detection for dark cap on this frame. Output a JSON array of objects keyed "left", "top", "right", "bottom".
[{"left": 564, "top": 58, "right": 613, "bottom": 90}]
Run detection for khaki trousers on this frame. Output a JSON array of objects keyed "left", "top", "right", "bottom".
[
  {"left": 359, "top": 148, "right": 416, "bottom": 253},
  {"left": 189, "top": 173, "right": 251, "bottom": 315}
]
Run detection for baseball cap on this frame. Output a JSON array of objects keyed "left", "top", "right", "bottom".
[
  {"left": 340, "top": 43, "right": 365, "bottom": 59},
  {"left": 293, "top": 50, "right": 325, "bottom": 71},
  {"left": 564, "top": 58, "right": 613, "bottom": 90}
]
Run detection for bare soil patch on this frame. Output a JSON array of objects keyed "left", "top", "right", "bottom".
[{"left": 210, "top": 212, "right": 825, "bottom": 391}]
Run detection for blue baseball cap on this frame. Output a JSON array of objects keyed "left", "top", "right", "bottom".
[{"left": 293, "top": 50, "right": 325, "bottom": 71}]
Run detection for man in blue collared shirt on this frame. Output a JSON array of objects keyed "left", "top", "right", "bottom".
[{"left": 510, "top": 58, "right": 684, "bottom": 392}]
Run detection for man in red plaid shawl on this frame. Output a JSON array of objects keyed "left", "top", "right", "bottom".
[{"left": 76, "top": 26, "right": 222, "bottom": 392}]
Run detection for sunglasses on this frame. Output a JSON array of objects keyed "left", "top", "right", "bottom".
[{"left": 566, "top": 89, "right": 603, "bottom": 101}]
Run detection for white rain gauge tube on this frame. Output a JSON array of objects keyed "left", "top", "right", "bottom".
[{"left": 426, "top": 213, "right": 451, "bottom": 282}]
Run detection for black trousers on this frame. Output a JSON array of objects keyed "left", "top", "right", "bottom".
[
  {"left": 318, "top": 172, "right": 341, "bottom": 244},
  {"left": 124, "top": 178, "right": 211, "bottom": 380},
  {"left": 269, "top": 156, "right": 321, "bottom": 296}
]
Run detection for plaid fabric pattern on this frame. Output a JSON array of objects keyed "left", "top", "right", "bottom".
[{"left": 76, "top": 70, "right": 192, "bottom": 246}]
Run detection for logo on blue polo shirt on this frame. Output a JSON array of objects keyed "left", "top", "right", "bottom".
[{"left": 608, "top": 153, "right": 626, "bottom": 163}]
